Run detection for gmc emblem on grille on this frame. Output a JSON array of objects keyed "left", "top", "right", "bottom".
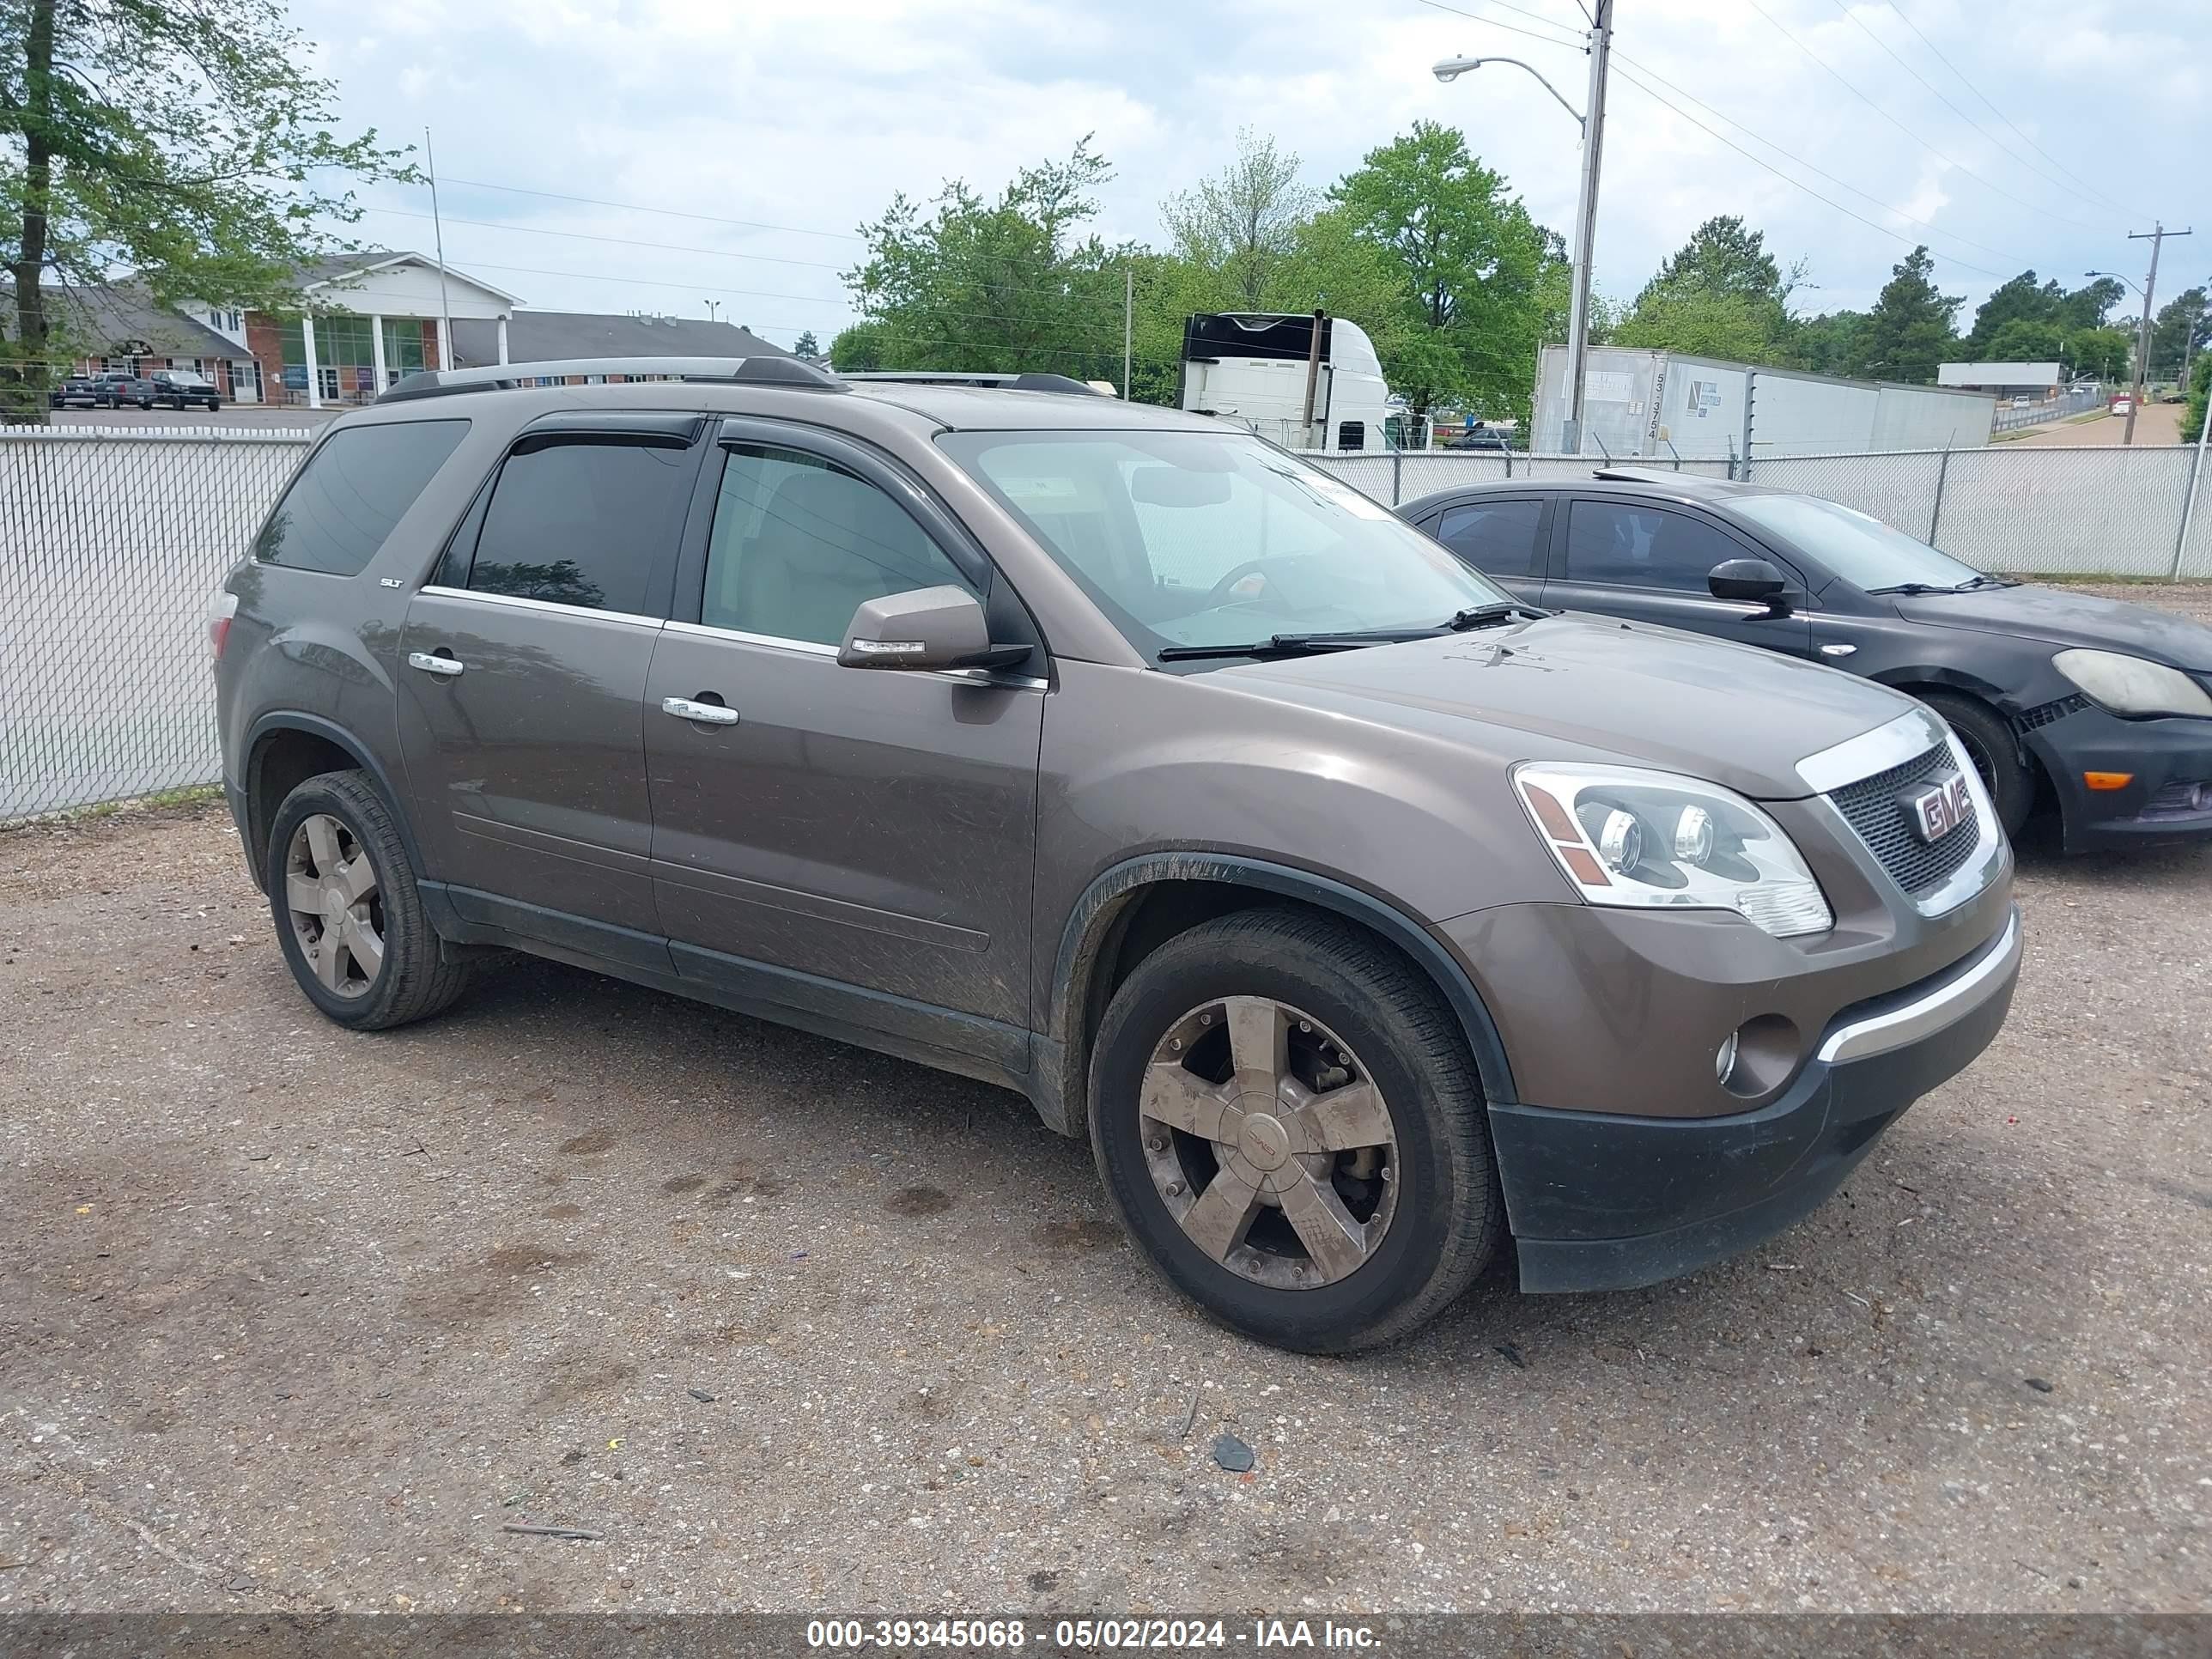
[{"left": 1901, "top": 769, "right": 1973, "bottom": 843}]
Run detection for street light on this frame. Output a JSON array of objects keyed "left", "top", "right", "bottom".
[{"left": 1433, "top": 0, "right": 1612, "bottom": 455}]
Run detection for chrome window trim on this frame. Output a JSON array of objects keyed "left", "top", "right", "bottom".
[
  {"left": 665, "top": 617, "right": 1049, "bottom": 690},
  {"left": 1796, "top": 706, "right": 1948, "bottom": 794},
  {"left": 1816, "top": 908, "right": 2021, "bottom": 1064},
  {"left": 417, "top": 583, "right": 664, "bottom": 629}
]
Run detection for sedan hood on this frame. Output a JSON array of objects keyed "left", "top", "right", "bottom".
[
  {"left": 1229, "top": 613, "right": 1914, "bottom": 800},
  {"left": 1893, "top": 583, "right": 2212, "bottom": 668}
]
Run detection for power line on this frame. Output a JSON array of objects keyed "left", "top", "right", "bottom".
[
  {"left": 1877, "top": 0, "right": 2150, "bottom": 221},
  {"left": 1413, "top": 0, "right": 1586, "bottom": 52},
  {"left": 1819, "top": 0, "right": 2137, "bottom": 222},
  {"left": 1609, "top": 61, "right": 2010, "bottom": 281},
  {"left": 1738, "top": 0, "right": 2114, "bottom": 235},
  {"left": 1609, "top": 52, "right": 2034, "bottom": 269},
  {"left": 441, "top": 176, "right": 867, "bottom": 242}
]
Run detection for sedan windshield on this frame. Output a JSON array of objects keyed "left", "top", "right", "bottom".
[
  {"left": 939, "top": 429, "right": 1510, "bottom": 659},
  {"left": 1729, "top": 492, "right": 1990, "bottom": 592}
]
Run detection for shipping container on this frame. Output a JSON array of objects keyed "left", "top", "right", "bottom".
[{"left": 1532, "top": 345, "right": 1996, "bottom": 461}]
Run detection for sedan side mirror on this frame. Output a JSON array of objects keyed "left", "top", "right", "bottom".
[
  {"left": 837, "top": 585, "right": 1029, "bottom": 672},
  {"left": 1709, "top": 557, "right": 1792, "bottom": 616}
]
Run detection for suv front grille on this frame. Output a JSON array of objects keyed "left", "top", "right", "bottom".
[{"left": 1826, "top": 744, "right": 1980, "bottom": 896}]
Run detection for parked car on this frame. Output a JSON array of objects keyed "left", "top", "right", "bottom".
[
  {"left": 2010, "top": 395, "right": 2033, "bottom": 410},
  {"left": 212, "top": 363, "right": 2020, "bottom": 1353},
  {"left": 1401, "top": 468, "right": 2212, "bottom": 850},
  {"left": 46, "top": 375, "right": 101, "bottom": 409},
  {"left": 1442, "top": 423, "right": 1511, "bottom": 451},
  {"left": 90, "top": 372, "right": 156, "bottom": 409},
  {"left": 149, "top": 369, "right": 222, "bottom": 411},
  {"left": 2111, "top": 395, "right": 2135, "bottom": 417}
]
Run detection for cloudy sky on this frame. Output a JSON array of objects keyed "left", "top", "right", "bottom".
[{"left": 293, "top": 0, "right": 2209, "bottom": 352}]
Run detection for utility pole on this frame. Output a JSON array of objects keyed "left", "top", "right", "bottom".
[
  {"left": 1561, "top": 0, "right": 1613, "bottom": 456},
  {"left": 1123, "top": 266, "right": 1133, "bottom": 400},
  {"left": 425, "top": 126, "right": 456, "bottom": 374},
  {"left": 2124, "top": 223, "right": 2191, "bottom": 445}
]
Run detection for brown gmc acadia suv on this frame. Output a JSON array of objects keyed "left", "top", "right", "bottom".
[{"left": 210, "top": 357, "right": 2022, "bottom": 1352}]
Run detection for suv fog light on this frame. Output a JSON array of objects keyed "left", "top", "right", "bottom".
[{"left": 1716, "top": 1030, "right": 1741, "bottom": 1085}]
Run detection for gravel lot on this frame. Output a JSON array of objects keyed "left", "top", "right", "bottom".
[{"left": 3, "top": 702, "right": 2209, "bottom": 1617}]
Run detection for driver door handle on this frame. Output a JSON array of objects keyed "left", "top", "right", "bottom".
[
  {"left": 407, "top": 651, "right": 465, "bottom": 678},
  {"left": 662, "top": 695, "right": 738, "bottom": 726}
]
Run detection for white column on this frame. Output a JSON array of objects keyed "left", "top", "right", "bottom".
[
  {"left": 301, "top": 314, "right": 321, "bottom": 409},
  {"left": 434, "top": 313, "right": 450, "bottom": 374},
  {"left": 496, "top": 314, "right": 509, "bottom": 366},
  {"left": 370, "top": 313, "right": 388, "bottom": 392}
]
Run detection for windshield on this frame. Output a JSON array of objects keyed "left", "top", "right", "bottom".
[
  {"left": 939, "top": 429, "right": 1509, "bottom": 659},
  {"left": 1729, "top": 493, "right": 1988, "bottom": 592}
]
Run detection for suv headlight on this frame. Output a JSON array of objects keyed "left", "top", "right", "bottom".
[
  {"left": 1514, "top": 763, "right": 1834, "bottom": 938},
  {"left": 2052, "top": 648, "right": 2212, "bottom": 719}
]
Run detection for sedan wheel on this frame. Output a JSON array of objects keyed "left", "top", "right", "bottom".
[{"left": 282, "top": 811, "right": 385, "bottom": 998}]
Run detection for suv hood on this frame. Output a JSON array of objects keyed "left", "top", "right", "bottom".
[
  {"left": 1230, "top": 612, "right": 1912, "bottom": 800},
  {"left": 1893, "top": 584, "right": 2212, "bottom": 668}
]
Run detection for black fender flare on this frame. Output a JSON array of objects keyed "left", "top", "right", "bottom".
[
  {"left": 1046, "top": 853, "right": 1519, "bottom": 1134},
  {"left": 241, "top": 710, "right": 425, "bottom": 884}
]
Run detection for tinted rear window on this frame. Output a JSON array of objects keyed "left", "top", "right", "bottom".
[
  {"left": 254, "top": 419, "right": 469, "bottom": 576},
  {"left": 464, "top": 437, "right": 694, "bottom": 616},
  {"left": 1436, "top": 499, "right": 1545, "bottom": 579}
]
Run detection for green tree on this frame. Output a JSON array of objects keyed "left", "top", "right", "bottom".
[
  {"left": 1850, "top": 246, "right": 1960, "bottom": 383},
  {"left": 827, "top": 319, "right": 888, "bottom": 369},
  {"left": 1792, "top": 310, "right": 1869, "bottom": 377},
  {"left": 1160, "top": 130, "right": 1316, "bottom": 311},
  {"left": 1614, "top": 289, "right": 1790, "bottom": 362},
  {"left": 2184, "top": 349, "right": 2209, "bottom": 446},
  {"left": 791, "top": 329, "right": 821, "bottom": 358},
  {"left": 2, "top": 0, "right": 410, "bottom": 421},
  {"left": 1637, "top": 215, "right": 1783, "bottom": 307},
  {"left": 2064, "top": 325, "right": 2135, "bottom": 385},
  {"left": 2149, "top": 287, "right": 2208, "bottom": 384},
  {"left": 1964, "top": 270, "right": 2126, "bottom": 362},
  {"left": 1326, "top": 121, "right": 1559, "bottom": 418},
  {"left": 841, "top": 137, "right": 1133, "bottom": 386}
]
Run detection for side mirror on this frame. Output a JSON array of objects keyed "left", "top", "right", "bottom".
[
  {"left": 1709, "top": 557, "right": 1792, "bottom": 616},
  {"left": 837, "top": 585, "right": 1026, "bottom": 672}
]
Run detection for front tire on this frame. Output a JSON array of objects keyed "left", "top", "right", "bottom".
[
  {"left": 265, "top": 769, "right": 470, "bottom": 1030},
  {"left": 1089, "top": 909, "right": 1501, "bottom": 1354},
  {"left": 1923, "top": 691, "right": 2033, "bottom": 837}
]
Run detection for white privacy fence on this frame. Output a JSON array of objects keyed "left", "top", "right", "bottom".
[
  {"left": 1303, "top": 443, "right": 2212, "bottom": 582},
  {"left": 1, "top": 424, "right": 2207, "bottom": 822}
]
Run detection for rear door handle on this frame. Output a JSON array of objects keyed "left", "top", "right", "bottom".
[
  {"left": 662, "top": 695, "right": 738, "bottom": 726},
  {"left": 407, "top": 650, "right": 465, "bottom": 678}
]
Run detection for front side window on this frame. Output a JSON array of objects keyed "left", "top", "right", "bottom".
[
  {"left": 1563, "top": 501, "right": 1736, "bottom": 592},
  {"left": 939, "top": 430, "right": 1506, "bottom": 659},
  {"left": 701, "top": 444, "right": 972, "bottom": 646},
  {"left": 253, "top": 418, "right": 469, "bottom": 576},
  {"left": 1437, "top": 499, "right": 1546, "bottom": 580},
  {"left": 466, "top": 438, "right": 693, "bottom": 615}
]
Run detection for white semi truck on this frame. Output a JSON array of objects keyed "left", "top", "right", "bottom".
[{"left": 1177, "top": 312, "right": 1397, "bottom": 453}]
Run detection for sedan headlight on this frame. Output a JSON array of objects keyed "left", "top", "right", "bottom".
[
  {"left": 2052, "top": 648, "right": 2212, "bottom": 719},
  {"left": 1514, "top": 763, "right": 1834, "bottom": 938}
]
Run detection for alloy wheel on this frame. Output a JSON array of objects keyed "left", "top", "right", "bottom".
[
  {"left": 1139, "top": 995, "right": 1399, "bottom": 1289},
  {"left": 283, "top": 813, "right": 384, "bottom": 998}
]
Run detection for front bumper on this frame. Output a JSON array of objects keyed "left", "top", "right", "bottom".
[
  {"left": 1488, "top": 905, "right": 2021, "bottom": 1293},
  {"left": 2028, "top": 702, "right": 2212, "bottom": 850}
]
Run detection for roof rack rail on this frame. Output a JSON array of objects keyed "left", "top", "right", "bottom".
[
  {"left": 839, "top": 371, "right": 1108, "bottom": 397},
  {"left": 1591, "top": 465, "right": 1719, "bottom": 484},
  {"left": 375, "top": 355, "right": 844, "bottom": 404}
]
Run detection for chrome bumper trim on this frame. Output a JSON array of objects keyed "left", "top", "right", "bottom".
[{"left": 1816, "top": 908, "right": 2022, "bottom": 1065}]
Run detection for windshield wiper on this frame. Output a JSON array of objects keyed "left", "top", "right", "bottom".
[
  {"left": 1869, "top": 576, "right": 2014, "bottom": 595},
  {"left": 1446, "top": 601, "right": 1550, "bottom": 629},
  {"left": 1953, "top": 573, "right": 2018, "bottom": 590},
  {"left": 1157, "top": 631, "right": 1418, "bottom": 662}
]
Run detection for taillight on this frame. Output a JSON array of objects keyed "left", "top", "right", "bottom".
[{"left": 208, "top": 590, "right": 238, "bottom": 661}]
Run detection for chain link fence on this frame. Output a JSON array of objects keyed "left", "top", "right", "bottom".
[
  {"left": 2, "top": 425, "right": 2208, "bottom": 823},
  {"left": 1, "top": 425, "right": 310, "bottom": 821}
]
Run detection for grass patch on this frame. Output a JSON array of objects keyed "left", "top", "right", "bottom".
[{"left": 1, "top": 782, "right": 222, "bottom": 834}]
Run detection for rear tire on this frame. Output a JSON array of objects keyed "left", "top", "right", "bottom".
[
  {"left": 1089, "top": 908, "right": 1501, "bottom": 1354},
  {"left": 1922, "top": 691, "right": 2033, "bottom": 837},
  {"left": 265, "top": 769, "right": 470, "bottom": 1031}
]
